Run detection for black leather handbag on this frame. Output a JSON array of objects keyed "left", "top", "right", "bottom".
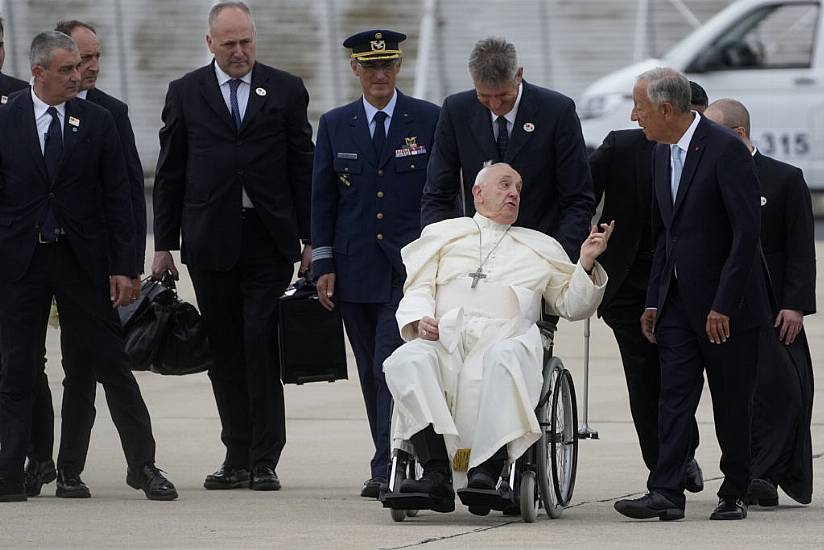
[
  {"left": 278, "top": 277, "right": 348, "bottom": 384},
  {"left": 119, "top": 276, "right": 214, "bottom": 375}
]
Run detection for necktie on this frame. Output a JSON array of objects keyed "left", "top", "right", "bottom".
[
  {"left": 229, "top": 79, "right": 242, "bottom": 129},
  {"left": 670, "top": 144, "right": 683, "bottom": 204},
  {"left": 496, "top": 116, "right": 509, "bottom": 160},
  {"left": 373, "top": 111, "right": 388, "bottom": 157},
  {"left": 41, "top": 106, "right": 62, "bottom": 241}
]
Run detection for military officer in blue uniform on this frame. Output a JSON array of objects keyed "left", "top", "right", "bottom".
[{"left": 311, "top": 29, "right": 440, "bottom": 498}]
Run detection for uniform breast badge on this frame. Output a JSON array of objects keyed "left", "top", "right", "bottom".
[{"left": 395, "top": 136, "right": 428, "bottom": 158}]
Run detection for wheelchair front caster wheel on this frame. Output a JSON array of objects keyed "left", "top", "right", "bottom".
[
  {"left": 406, "top": 509, "right": 419, "bottom": 517},
  {"left": 391, "top": 508, "right": 407, "bottom": 522},
  {"left": 520, "top": 470, "right": 538, "bottom": 523},
  {"left": 468, "top": 505, "right": 490, "bottom": 516}
]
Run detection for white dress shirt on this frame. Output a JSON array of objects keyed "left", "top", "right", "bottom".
[
  {"left": 31, "top": 88, "right": 65, "bottom": 154},
  {"left": 362, "top": 89, "right": 397, "bottom": 138},
  {"left": 672, "top": 111, "right": 701, "bottom": 167},
  {"left": 214, "top": 62, "right": 254, "bottom": 208},
  {"left": 491, "top": 83, "right": 523, "bottom": 140}
]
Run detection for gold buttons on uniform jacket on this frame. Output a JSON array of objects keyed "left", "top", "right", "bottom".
[
  {"left": 376, "top": 191, "right": 384, "bottom": 198},
  {"left": 377, "top": 234, "right": 384, "bottom": 240},
  {"left": 377, "top": 213, "right": 384, "bottom": 220},
  {"left": 410, "top": 164, "right": 415, "bottom": 169},
  {"left": 377, "top": 170, "right": 384, "bottom": 176}
]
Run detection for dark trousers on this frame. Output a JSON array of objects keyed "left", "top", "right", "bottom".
[
  {"left": 0, "top": 242, "right": 155, "bottom": 482},
  {"left": 648, "top": 282, "right": 758, "bottom": 507},
  {"left": 0, "top": 353, "right": 53, "bottom": 463},
  {"left": 27, "top": 332, "right": 99, "bottom": 475},
  {"left": 188, "top": 212, "right": 293, "bottom": 469},
  {"left": 602, "top": 261, "right": 698, "bottom": 471},
  {"left": 339, "top": 278, "right": 403, "bottom": 479}
]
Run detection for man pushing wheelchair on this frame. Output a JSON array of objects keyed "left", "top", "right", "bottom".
[{"left": 382, "top": 163, "right": 612, "bottom": 515}]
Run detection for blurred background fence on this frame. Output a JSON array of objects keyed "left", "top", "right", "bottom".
[{"left": 1, "top": 0, "right": 734, "bottom": 178}]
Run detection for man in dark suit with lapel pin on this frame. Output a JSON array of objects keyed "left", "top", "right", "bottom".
[
  {"left": 311, "top": 30, "right": 440, "bottom": 498},
  {"left": 0, "top": 31, "right": 176, "bottom": 503},
  {"left": 0, "top": 17, "right": 29, "bottom": 103},
  {"left": 421, "top": 37, "right": 594, "bottom": 260},
  {"left": 589, "top": 81, "right": 709, "bottom": 487},
  {"left": 614, "top": 68, "right": 769, "bottom": 521},
  {"left": 705, "top": 98, "right": 815, "bottom": 508},
  {"left": 23, "top": 19, "right": 151, "bottom": 499},
  {"left": 0, "top": 14, "right": 58, "bottom": 497},
  {"left": 152, "top": 1, "right": 314, "bottom": 491}
]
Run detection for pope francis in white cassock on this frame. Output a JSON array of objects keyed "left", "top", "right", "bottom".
[{"left": 382, "top": 163, "right": 613, "bottom": 513}]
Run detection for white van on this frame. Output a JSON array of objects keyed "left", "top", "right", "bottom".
[{"left": 579, "top": 0, "right": 823, "bottom": 192}]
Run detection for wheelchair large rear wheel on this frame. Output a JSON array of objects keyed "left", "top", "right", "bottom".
[{"left": 535, "top": 358, "right": 579, "bottom": 518}]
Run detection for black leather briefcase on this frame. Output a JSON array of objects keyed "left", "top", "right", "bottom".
[{"left": 278, "top": 278, "right": 348, "bottom": 385}]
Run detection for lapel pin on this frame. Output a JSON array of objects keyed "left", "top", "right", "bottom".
[
  {"left": 255, "top": 87, "right": 266, "bottom": 97},
  {"left": 1, "top": 95, "right": 7, "bottom": 104},
  {"left": 68, "top": 116, "right": 80, "bottom": 127},
  {"left": 761, "top": 196, "right": 767, "bottom": 206},
  {"left": 523, "top": 122, "right": 535, "bottom": 133},
  {"left": 694, "top": 145, "right": 700, "bottom": 151}
]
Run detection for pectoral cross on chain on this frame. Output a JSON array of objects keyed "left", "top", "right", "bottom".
[{"left": 468, "top": 267, "right": 487, "bottom": 288}]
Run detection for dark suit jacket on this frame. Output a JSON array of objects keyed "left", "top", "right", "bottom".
[
  {"left": 311, "top": 90, "right": 440, "bottom": 303},
  {"left": 85, "top": 87, "right": 147, "bottom": 273},
  {"left": 590, "top": 129, "right": 655, "bottom": 314},
  {"left": 646, "top": 115, "right": 769, "bottom": 334},
  {"left": 0, "top": 72, "right": 28, "bottom": 101},
  {"left": 0, "top": 91, "right": 135, "bottom": 282},
  {"left": 421, "top": 81, "right": 594, "bottom": 259},
  {"left": 153, "top": 61, "right": 314, "bottom": 269},
  {"left": 754, "top": 151, "right": 816, "bottom": 314}
]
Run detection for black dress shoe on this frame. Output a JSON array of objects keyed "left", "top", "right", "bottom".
[
  {"left": 360, "top": 476, "right": 386, "bottom": 498},
  {"left": 126, "top": 464, "right": 178, "bottom": 501},
  {"left": 250, "top": 465, "right": 281, "bottom": 491},
  {"left": 0, "top": 477, "right": 26, "bottom": 502},
  {"left": 684, "top": 459, "right": 704, "bottom": 493},
  {"left": 710, "top": 497, "right": 747, "bottom": 520},
  {"left": 467, "top": 468, "right": 497, "bottom": 490},
  {"left": 400, "top": 470, "right": 455, "bottom": 513},
  {"left": 24, "top": 459, "right": 57, "bottom": 497},
  {"left": 204, "top": 464, "right": 250, "bottom": 490},
  {"left": 614, "top": 492, "right": 684, "bottom": 521},
  {"left": 748, "top": 478, "right": 779, "bottom": 507},
  {"left": 56, "top": 471, "right": 91, "bottom": 498}
]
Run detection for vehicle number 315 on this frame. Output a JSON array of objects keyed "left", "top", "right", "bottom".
[{"left": 752, "top": 130, "right": 811, "bottom": 160}]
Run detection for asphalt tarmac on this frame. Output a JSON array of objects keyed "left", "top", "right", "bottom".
[{"left": 1, "top": 239, "right": 821, "bottom": 549}]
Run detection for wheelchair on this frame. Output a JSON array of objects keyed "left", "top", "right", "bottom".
[{"left": 380, "top": 315, "right": 579, "bottom": 522}]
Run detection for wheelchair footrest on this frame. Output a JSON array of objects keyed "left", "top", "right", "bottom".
[
  {"left": 382, "top": 491, "right": 455, "bottom": 513},
  {"left": 457, "top": 486, "right": 514, "bottom": 512}
]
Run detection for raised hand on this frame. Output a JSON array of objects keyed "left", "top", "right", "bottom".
[{"left": 580, "top": 221, "right": 615, "bottom": 270}]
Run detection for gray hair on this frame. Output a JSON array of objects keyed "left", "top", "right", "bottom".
[
  {"left": 706, "top": 98, "right": 751, "bottom": 137},
  {"left": 468, "top": 37, "right": 518, "bottom": 85},
  {"left": 636, "top": 67, "right": 691, "bottom": 113},
  {"left": 208, "top": 1, "right": 255, "bottom": 34},
  {"left": 29, "top": 31, "right": 77, "bottom": 69}
]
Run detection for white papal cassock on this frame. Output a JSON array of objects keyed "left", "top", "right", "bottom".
[{"left": 383, "top": 213, "right": 607, "bottom": 470}]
